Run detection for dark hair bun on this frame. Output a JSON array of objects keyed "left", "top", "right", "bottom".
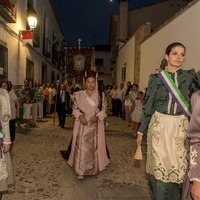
[{"left": 85, "top": 70, "right": 96, "bottom": 79}]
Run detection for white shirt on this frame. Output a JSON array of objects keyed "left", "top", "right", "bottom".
[{"left": 9, "top": 90, "right": 18, "bottom": 119}]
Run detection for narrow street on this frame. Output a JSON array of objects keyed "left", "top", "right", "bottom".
[{"left": 3, "top": 115, "right": 152, "bottom": 200}]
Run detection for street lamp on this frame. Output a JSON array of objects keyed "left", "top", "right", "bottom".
[
  {"left": 27, "top": 7, "right": 37, "bottom": 30},
  {"left": 19, "top": 8, "right": 37, "bottom": 45},
  {"left": 27, "top": 15, "right": 37, "bottom": 30}
]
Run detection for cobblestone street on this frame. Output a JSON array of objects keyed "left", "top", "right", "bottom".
[{"left": 3, "top": 115, "right": 152, "bottom": 200}]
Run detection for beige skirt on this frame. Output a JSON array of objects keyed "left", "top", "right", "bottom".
[{"left": 146, "top": 111, "right": 189, "bottom": 184}]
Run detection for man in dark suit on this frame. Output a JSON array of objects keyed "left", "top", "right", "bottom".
[{"left": 56, "top": 84, "right": 70, "bottom": 128}]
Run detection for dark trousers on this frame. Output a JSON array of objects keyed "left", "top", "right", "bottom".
[
  {"left": 121, "top": 100, "right": 125, "bottom": 119},
  {"left": 111, "top": 98, "right": 117, "bottom": 116},
  {"left": 57, "top": 102, "right": 66, "bottom": 128},
  {"left": 43, "top": 100, "right": 48, "bottom": 117},
  {"left": 9, "top": 119, "right": 16, "bottom": 142},
  {"left": 115, "top": 99, "right": 122, "bottom": 117},
  {"left": 150, "top": 175, "right": 181, "bottom": 200}
]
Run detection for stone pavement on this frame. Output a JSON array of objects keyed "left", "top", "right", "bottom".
[{"left": 3, "top": 115, "right": 152, "bottom": 200}]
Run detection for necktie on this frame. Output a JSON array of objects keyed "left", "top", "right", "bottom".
[{"left": 60, "top": 91, "right": 63, "bottom": 101}]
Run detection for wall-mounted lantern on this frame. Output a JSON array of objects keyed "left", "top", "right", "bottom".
[{"left": 27, "top": 9, "right": 37, "bottom": 30}]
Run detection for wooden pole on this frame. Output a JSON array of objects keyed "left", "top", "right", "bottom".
[{"left": 53, "top": 94, "right": 57, "bottom": 125}]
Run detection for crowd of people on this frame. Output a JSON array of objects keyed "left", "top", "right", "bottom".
[
  {"left": 106, "top": 82, "right": 145, "bottom": 137},
  {"left": 0, "top": 42, "right": 200, "bottom": 200}
]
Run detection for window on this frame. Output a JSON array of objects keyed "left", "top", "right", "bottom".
[
  {"left": 95, "top": 58, "right": 103, "bottom": 66},
  {"left": 95, "top": 58, "right": 104, "bottom": 73},
  {"left": 42, "top": 62, "right": 47, "bottom": 83},
  {"left": 27, "top": 0, "right": 39, "bottom": 47},
  {"left": 121, "top": 65, "right": 126, "bottom": 82},
  {"left": 0, "top": 45, "right": 8, "bottom": 80},
  {"left": 26, "top": 58, "right": 34, "bottom": 82}
]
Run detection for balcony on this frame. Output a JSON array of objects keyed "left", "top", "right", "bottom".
[
  {"left": 32, "top": 25, "right": 40, "bottom": 47},
  {"left": 43, "top": 37, "right": 51, "bottom": 58},
  {"left": 0, "top": 0, "right": 16, "bottom": 23}
]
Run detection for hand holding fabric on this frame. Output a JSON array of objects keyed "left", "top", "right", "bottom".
[
  {"left": 79, "top": 115, "right": 87, "bottom": 125},
  {"left": 90, "top": 115, "right": 98, "bottom": 123},
  {"left": 2, "top": 143, "right": 10, "bottom": 153}
]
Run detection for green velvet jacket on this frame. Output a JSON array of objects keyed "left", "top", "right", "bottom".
[{"left": 138, "top": 69, "right": 199, "bottom": 134}]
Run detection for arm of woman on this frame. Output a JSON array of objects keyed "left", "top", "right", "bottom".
[
  {"left": 72, "top": 92, "right": 87, "bottom": 125},
  {"left": 187, "top": 91, "right": 200, "bottom": 200},
  {"left": 188, "top": 69, "right": 199, "bottom": 97},
  {"left": 72, "top": 92, "right": 84, "bottom": 118},
  {"left": 96, "top": 92, "right": 107, "bottom": 121},
  {"left": 0, "top": 89, "right": 11, "bottom": 152},
  {"left": 129, "top": 96, "right": 135, "bottom": 114},
  {"left": 137, "top": 74, "right": 158, "bottom": 144}
]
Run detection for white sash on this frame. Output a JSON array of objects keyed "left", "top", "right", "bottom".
[{"left": 84, "top": 91, "right": 99, "bottom": 113}]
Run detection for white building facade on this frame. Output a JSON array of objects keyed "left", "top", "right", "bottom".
[
  {"left": 94, "top": 45, "right": 112, "bottom": 86},
  {"left": 0, "top": 0, "right": 65, "bottom": 86},
  {"left": 114, "top": 0, "right": 200, "bottom": 90},
  {"left": 139, "top": 0, "right": 200, "bottom": 89}
]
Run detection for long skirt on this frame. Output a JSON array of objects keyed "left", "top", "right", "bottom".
[{"left": 73, "top": 123, "right": 98, "bottom": 176}]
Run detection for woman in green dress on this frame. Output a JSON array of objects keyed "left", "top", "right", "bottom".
[{"left": 136, "top": 42, "right": 199, "bottom": 200}]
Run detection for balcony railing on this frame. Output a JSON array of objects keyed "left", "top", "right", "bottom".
[
  {"left": 43, "top": 37, "right": 51, "bottom": 58},
  {"left": 32, "top": 25, "right": 40, "bottom": 47},
  {"left": 0, "top": 0, "right": 16, "bottom": 23}
]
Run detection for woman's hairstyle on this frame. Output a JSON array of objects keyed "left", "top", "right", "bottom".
[
  {"left": 138, "top": 91, "right": 144, "bottom": 96},
  {"left": 84, "top": 70, "right": 96, "bottom": 80},
  {"left": 160, "top": 58, "right": 168, "bottom": 70},
  {"left": 6, "top": 81, "right": 12, "bottom": 91},
  {"left": 0, "top": 81, "right": 9, "bottom": 90},
  {"left": 160, "top": 42, "right": 186, "bottom": 70},
  {"left": 137, "top": 91, "right": 144, "bottom": 100},
  {"left": 132, "top": 83, "right": 139, "bottom": 89},
  {"left": 125, "top": 85, "right": 132, "bottom": 96},
  {"left": 165, "top": 42, "right": 186, "bottom": 55},
  {"left": 35, "top": 80, "right": 40, "bottom": 87}
]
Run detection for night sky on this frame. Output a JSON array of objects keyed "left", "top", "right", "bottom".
[{"left": 51, "top": 0, "right": 164, "bottom": 47}]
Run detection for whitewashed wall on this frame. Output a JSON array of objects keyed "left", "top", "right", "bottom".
[
  {"left": 116, "top": 36, "right": 135, "bottom": 85},
  {"left": 0, "top": 0, "right": 64, "bottom": 85},
  {"left": 95, "top": 50, "right": 112, "bottom": 85},
  {"left": 139, "top": 1, "right": 200, "bottom": 89}
]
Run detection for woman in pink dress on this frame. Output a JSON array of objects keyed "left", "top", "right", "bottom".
[{"left": 61, "top": 70, "right": 110, "bottom": 179}]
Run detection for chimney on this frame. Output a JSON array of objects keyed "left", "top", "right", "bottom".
[{"left": 118, "top": 0, "right": 128, "bottom": 41}]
